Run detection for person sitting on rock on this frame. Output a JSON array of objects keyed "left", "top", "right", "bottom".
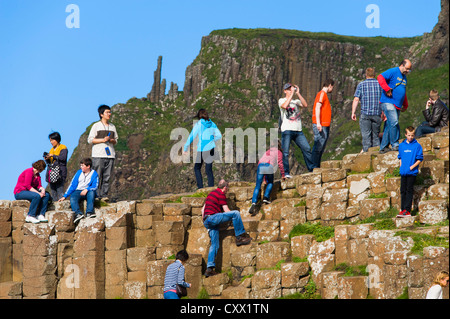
[
  {"left": 13, "top": 160, "right": 50, "bottom": 224},
  {"left": 201, "top": 179, "right": 252, "bottom": 277},
  {"left": 415, "top": 89, "right": 449, "bottom": 137},
  {"left": 59, "top": 158, "right": 99, "bottom": 223}
]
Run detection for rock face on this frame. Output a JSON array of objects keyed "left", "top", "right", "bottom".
[
  {"left": 1, "top": 129, "right": 448, "bottom": 299},
  {"left": 413, "top": 0, "right": 449, "bottom": 70}
]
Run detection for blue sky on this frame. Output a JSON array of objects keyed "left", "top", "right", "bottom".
[{"left": 0, "top": 0, "right": 442, "bottom": 200}]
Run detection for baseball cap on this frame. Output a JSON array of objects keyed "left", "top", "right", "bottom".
[{"left": 283, "top": 83, "right": 292, "bottom": 90}]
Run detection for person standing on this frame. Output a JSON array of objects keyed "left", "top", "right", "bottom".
[
  {"left": 377, "top": 59, "right": 412, "bottom": 154},
  {"left": 279, "top": 83, "right": 315, "bottom": 177},
  {"left": 312, "top": 79, "right": 335, "bottom": 168},
  {"left": 87, "top": 104, "right": 118, "bottom": 201},
  {"left": 44, "top": 132, "right": 68, "bottom": 201},
  {"left": 351, "top": 68, "right": 383, "bottom": 152},
  {"left": 183, "top": 109, "right": 222, "bottom": 189},
  {"left": 202, "top": 179, "right": 251, "bottom": 277},
  {"left": 396, "top": 126, "right": 423, "bottom": 218},
  {"left": 14, "top": 160, "right": 50, "bottom": 223},
  {"left": 415, "top": 89, "right": 449, "bottom": 137}
]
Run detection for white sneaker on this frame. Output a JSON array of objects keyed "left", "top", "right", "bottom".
[
  {"left": 285, "top": 174, "right": 293, "bottom": 179},
  {"left": 25, "top": 215, "right": 40, "bottom": 224},
  {"left": 37, "top": 215, "right": 48, "bottom": 222}
]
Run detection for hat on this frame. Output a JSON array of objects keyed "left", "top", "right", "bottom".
[{"left": 283, "top": 83, "right": 292, "bottom": 90}]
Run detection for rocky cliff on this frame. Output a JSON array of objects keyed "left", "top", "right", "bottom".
[{"left": 66, "top": 1, "right": 449, "bottom": 202}]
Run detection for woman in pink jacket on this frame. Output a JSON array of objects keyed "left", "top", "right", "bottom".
[
  {"left": 13, "top": 160, "right": 50, "bottom": 224},
  {"left": 249, "top": 140, "right": 285, "bottom": 216}
]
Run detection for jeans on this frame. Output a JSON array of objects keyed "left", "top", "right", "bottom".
[
  {"left": 401, "top": 175, "right": 416, "bottom": 212},
  {"left": 415, "top": 121, "right": 436, "bottom": 137},
  {"left": 194, "top": 149, "right": 215, "bottom": 189},
  {"left": 163, "top": 291, "right": 179, "bottom": 299},
  {"left": 251, "top": 163, "right": 274, "bottom": 203},
  {"left": 49, "top": 178, "right": 65, "bottom": 202},
  {"left": 14, "top": 191, "right": 50, "bottom": 217},
  {"left": 312, "top": 124, "right": 330, "bottom": 168},
  {"left": 204, "top": 211, "right": 246, "bottom": 268},
  {"left": 360, "top": 114, "right": 382, "bottom": 152},
  {"left": 281, "top": 130, "right": 315, "bottom": 174},
  {"left": 69, "top": 190, "right": 96, "bottom": 216},
  {"left": 379, "top": 103, "right": 401, "bottom": 150},
  {"left": 92, "top": 158, "right": 114, "bottom": 198}
]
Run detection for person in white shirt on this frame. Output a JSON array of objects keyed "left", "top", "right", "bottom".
[
  {"left": 279, "top": 83, "right": 315, "bottom": 177},
  {"left": 426, "top": 271, "right": 449, "bottom": 299},
  {"left": 87, "top": 104, "right": 118, "bottom": 201}
]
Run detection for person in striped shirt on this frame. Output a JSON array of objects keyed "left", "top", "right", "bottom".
[
  {"left": 163, "top": 250, "right": 191, "bottom": 299},
  {"left": 202, "top": 179, "right": 251, "bottom": 277}
]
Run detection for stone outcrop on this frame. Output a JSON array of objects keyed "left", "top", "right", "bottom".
[{"left": 1, "top": 129, "right": 448, "bottom": 299}]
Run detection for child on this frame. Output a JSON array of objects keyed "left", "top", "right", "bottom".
[
  {"left": 59, "top": 158, "right": 99, "bottom": 223},
  {"left": 87, "top": 104, "right": 118, "bottom": 201},
  {"left": 249, "top": 140, "right": 285, "bottom": 216},
  {"left": 397, "top": 126, "right": 423, "bottom": 218},
  {"left": 426, "top": 271, "right": 449, "bottom": 299}
]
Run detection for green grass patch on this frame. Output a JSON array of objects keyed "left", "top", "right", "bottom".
[
  {"left": 385, "top": 167, "right": 400, "bottom": 179},
  {"left": 289, "top": 222, "right": 334, "bottom": 242},
  {"left": 196, "top": 287, "right": 210, "bottom": 299},
  {"left": 333, "top": 263, "right": 369, "bottom": 277},
  {"left": 356, "top": 206, "right": 398, "bottom": 225},
  {"left": 294, "top": 200, "right": 306, "bottom": 207},
  {"left": 397, "top": 287, "right": 409, "bottom": 299},
  {"left": 368, "top": 192, "right": 388, "bottom": 199},
  {"left": 394, "top": 230, "right": 449, "bottom": 255},
  {"left": 278, "top": 272, "right": 321, "bottom": 299}
]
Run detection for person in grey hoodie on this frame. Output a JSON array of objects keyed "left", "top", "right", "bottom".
[{"left": 183, "top": 109, "right": 222, "bottom": 189}]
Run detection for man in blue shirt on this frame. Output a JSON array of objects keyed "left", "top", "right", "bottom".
[
  {"left": 352, "top": 67, "right": 383, "bottom": 152},
  {"left": 377, "top": 59, "right": 412, "bottom": 154}
]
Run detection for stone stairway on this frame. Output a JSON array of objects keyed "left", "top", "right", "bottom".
[{"left": 0, "top": 128, "right": 448, "bottom": 299}]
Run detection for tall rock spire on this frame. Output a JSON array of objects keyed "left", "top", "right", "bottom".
[{"left": 148, "top": 56, "right": 166, "bottom": 103}]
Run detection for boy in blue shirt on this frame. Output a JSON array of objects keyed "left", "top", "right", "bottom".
[
  {"left": 397, "top": 126, "right": 423, "bottom": 218},
  {"left": 59, "top": 158, "right": 99, "bottom": 223}
]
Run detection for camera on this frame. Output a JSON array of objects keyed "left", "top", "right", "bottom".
[
  {"left": 43, "top": 152, "right": 49, "bottom": 158},
  {"left": 293, "top": 87, "right": 297, "bottom": 92}
]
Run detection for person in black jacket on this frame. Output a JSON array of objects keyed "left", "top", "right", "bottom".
[{"left": 416, "top": 90, "right": 449, "bottom": 137}]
